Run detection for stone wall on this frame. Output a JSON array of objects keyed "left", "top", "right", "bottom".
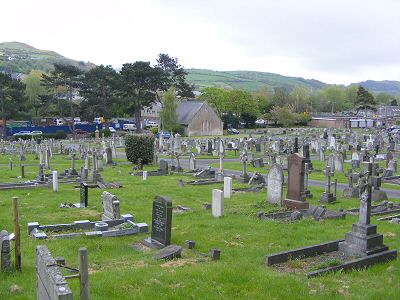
[{"left": 186, "top": 104, "right": 223, "bottom": 136}]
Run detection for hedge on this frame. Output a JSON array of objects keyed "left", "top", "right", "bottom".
[{"left": 125, "top": 134, "right": 154, "bottom": 164}]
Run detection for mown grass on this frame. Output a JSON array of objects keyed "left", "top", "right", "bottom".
[{"left": 0, "top": 153, "right": 399, "bottom": 300}]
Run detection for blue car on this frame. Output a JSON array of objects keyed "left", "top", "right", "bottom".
[{"left": 156, "top": 131, "right": 171, "bottom": 139}]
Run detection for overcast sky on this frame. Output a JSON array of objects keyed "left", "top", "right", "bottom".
[{"left": 2, "top": 0, "right": 399, "bottom": 84}]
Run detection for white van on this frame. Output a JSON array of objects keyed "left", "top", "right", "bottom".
[
  {"left": 123, "top": 123, "right": 137, "bottom": 131},
  {"left": 55, "top": 119, "right": 64, "bottom": 126}
]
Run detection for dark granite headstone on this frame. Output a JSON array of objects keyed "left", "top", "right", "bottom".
[
  {"left": 80, "top": 182, "right": 88, "bottom": 207},
  {"left": 150, "top": 196, "right": 172, "bottom": 247}
]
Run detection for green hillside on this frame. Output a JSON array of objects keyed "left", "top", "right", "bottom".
[
  {"left": 185, "top": 68, "right": 326, "bottom": 92},
  {"left": 0, "top": 41, "right": 95, "bottom": 74}
]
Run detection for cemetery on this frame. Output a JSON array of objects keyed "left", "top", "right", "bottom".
[{"left": 0, "top": 127, "right": 399, "bottom": 299}]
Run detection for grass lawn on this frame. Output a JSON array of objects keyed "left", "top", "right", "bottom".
[{"left": 0, "top": 153, "right": 399, "bottom": 299}]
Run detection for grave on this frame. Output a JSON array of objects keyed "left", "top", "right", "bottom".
[
  {"left": 36, "top": 245, "right": 89, "bottom": 300},
  {"left": 284, "top": 153, "right": 309, "bottom": 209},
  {"left": 1, "top": 230, "right": 12, "bottom": 272},
  {"left": 320, "top": 165, "right": 336, "bottom": 203},
  {"left": 102, "top": 191, "right": 121, "bottom": 221},
  {"left": 143, "top": 196, "right": 172, "bottom": 249},
  {"left": 267, "top": 164, "right": 283, "bottom": 205},
  {"left": 266, "top": 161, "right": 397, "bottom": 277}
]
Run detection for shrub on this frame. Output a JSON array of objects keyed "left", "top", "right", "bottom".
[
  {"left": 125, "top": 134, "right": 154, "bottom": 164},
  {"left": 150, "top": 127, "right": 158, "bottom": 135},
  {"left": 101, "top": 129, "right": 111, "bottom": 138},
  {"left": 55, "top": 130, "right": 67, "bottom": 139},
  {"left": 169, "top": 124, "right": 184, "bottom": 136}
]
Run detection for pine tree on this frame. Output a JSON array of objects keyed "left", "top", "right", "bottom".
[{"left": 354, "top": 86, "right": 376, "bottom": 127}]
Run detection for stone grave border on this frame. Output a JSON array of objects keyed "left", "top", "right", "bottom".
[
  {"left": 265, "top": 239, "right": 397, "bottom": 277},
  {"left": 36, "top": 245, "right": 89, "bottom": 299},
  {"left": 345, "top": 202, "right": 400, "bottom": 216},
  {"left": 28, "top": 214, "right": 148, "bottom": 239}
]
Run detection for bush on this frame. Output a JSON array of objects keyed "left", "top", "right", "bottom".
[
  {"left": 101, "top": 129, "right": 111, "bottom": 138},
  {"left": 125, "top": 134, "right": 154, "bottom": 164},
  {"left": 169, "top": 124, "right": 184, "bottom": 136},
  {"left": 55, "top": 130, "right": 67, "bottom": 139},
  {"left": 150, "top": 127, "right": 158, "bottom": 135}
]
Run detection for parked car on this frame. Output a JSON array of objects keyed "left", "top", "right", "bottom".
[
  {"left": 31, "top": 131, "right": 43, "bottom": 136},
  {"left": 146, "top": 121, "right": 158, "bottom": 128},
  {"left": 156, "top": 131, "right": 171, "bottom": 139},
  {"left": 108, "top": 127, "right": 116, "bottom": 133},
  {"left": 255, "top": 119, "right": 266, "bottom": 126},
  {"left": 227, "top": 128, "right": 240, "bottom": 134},
  {"left": 387, "top": 125, "right": 400, "bottom": 132},
  {"left": 73, "top": 117, "right": 81, "bottom": 125},
  {"left": 391, "top": 128, "right": 400, "bottom": 134},
  {"left": 13, "top": 131, "right": 31, "bottom": 136},
  {"left": 123, "top": 123, "right": 137, "bottom": 131}
]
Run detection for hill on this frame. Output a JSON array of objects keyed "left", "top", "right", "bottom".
[
  {"left": 185, "top": 68, "right": 326, "bottom": 92},
  {"left": 0, "top": 41, "right": 95, "bottom": 74},
  {"left": 351, "top": 80, "right": 400, "bottom": 95}
]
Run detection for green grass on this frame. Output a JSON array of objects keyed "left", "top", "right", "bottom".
[{"left": 0, "top": 153, "right": 399, "bottom": 299}]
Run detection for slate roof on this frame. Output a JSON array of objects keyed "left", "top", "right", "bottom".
[{"left": 176, "top": 101, "right": 204, "bottom": 125}]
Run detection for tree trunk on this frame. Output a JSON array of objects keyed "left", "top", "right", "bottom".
[
  {"left": 1, "top": 96, "right": 6, "bottom": 140},
  {"left": 134, "top": 107, "right": 141, "bottom": 133}
]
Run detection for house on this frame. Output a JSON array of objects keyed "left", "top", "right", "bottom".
[{"left": 176, "top": 101, "right": 223, "bottom": 136}]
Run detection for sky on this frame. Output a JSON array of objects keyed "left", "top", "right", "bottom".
[{"left": 1, "top": 0, "right": 400, "bottom": 85}]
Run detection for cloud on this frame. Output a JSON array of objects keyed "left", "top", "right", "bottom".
[{"left": 1, "top": 0, "right": 400, "bottom": 84}]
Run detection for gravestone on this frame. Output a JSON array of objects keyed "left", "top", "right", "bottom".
[
  {"left": 320, "top": 165, "right": 336, "bottom": 203},
  {"left": 80, "top": 182, "right": 88, "bottom": 208},
  {"left": 224, "top": 177, "right": 232, "bottom": 199},
  {"left": 352, "top": 151, "right": 361, "bottom": 169},
  {"left": 267, "top": 164, "right": 283, "bottom": 205},
  {"left": 106, "top": 147, "right": 114, "bottom": 164},
  {"left": 339, "top": 162, "right": 392, "bottom": 257},
  {"left": 284, "top": 153, "right": 309, "bottom": 209},
  {"left": 145, "top": 196, "right": 172, "bottom": 248},
  {"left": 212, "top": 189, "right": 224, "bottom": 218},
  {"left": 1, "top": 230, "right": 12, "bottom": 272},
  {"left": 159, "top": 159, "right": 169, "bottom": 175},
  {"left": 102, "top": 191, "right": 120, "bottom": 221},
  {"left": 52, "top": 171, "right": 58, "bottom": 192}
]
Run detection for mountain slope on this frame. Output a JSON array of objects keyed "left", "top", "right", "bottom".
[
  {"left": 0, "top": 41, "right": 95, "bottom": 74},
  {"left": 185, "top": 68, "right": 326, "bottom": 92},
  {"left": 350, "top": 80, "right": 400, "bottom": 95}
]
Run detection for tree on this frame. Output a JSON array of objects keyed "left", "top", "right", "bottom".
[
  {"left": 354, "top": 86, "right": 377, "bottom": 126},
  {"left": 79, "top": 65, "right": 120, "bottom": 123},
  {"left": 41, "top": 64, "right": 83, "bottom": 137},
  {"left": 198, "top": 87, "right": 228, "bottom": 115},
  {"left": 254, "top": 87, "right": 273, "bottom": 114},
  {"left": 119, "top": 61, "right": 164, "bottom": 132},
  {"left": 272, "top": 87, "right": 290, "bottom": 107},
  {"left": 268, "top": 105, "right": 298, "bottom": 127},
  {"left": 155, "top": 53, "right": 194, "bottom": 98},
  {"left": 290, "top": 86, "right": 310, "bottom": 112},
  {"left": 23, "top": 70, "right": 47, "bottom": 116},
  {"left": 159, "top": 87, "right": 179, "bottom": 131},
  {"left": 0, "top": 73, "right": 27, "bottom": 138}
]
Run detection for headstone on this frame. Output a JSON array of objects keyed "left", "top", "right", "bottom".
[
  {"left": 1, "top": 230, "right": 12, "bottom": 272},
  {"left": 267, "top": 164, "right": 283, "bottom": 205},
  {"left": 102, "top": 191, "right": 120, "bottom": 220},
  {"left": 224, "top": 177, "right": 232, "bottom": 199},
  {"left": 143, "top": 171, "right": 148, "bottom": 180},
  {"left": 212, "top": 189, "right": 224, "bottom": 217},
  {"left": 52, "top": 170, "right": 58, "bottom": 192},
  {"left": 284, "top": 153, "right": 309, "bottom": 209},
  {"left": 80, "top": 182, "right": 88, "bottom": 207},
  {"left": 149, "top": 196, "right": 172, "bottom": 247},
  {"left": 106, "top": 147, "right": 114, "bottom": 164}
]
